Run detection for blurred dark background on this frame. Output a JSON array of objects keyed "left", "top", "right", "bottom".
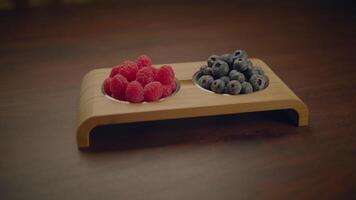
[
  {"left": 1, "top": 0, "right": 355, "bottom": 71},
  {"left": 1, "top": 0, "right": 355, "bottom": 92},
  {"left": 1, "top": 0, "right": 356, "bottom": 11}
]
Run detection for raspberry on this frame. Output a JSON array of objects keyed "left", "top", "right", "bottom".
[
  {"left": 163, "top": 78, "right": 178, "bottom": 97},
  {"left": 170, "top": 81, "right": 177, "bottom": 92},
  {"left": 165, "top": 65, "right": 175, "bottom": 77},
  {"left": 109, "top": 66, "right": 121, "bottom": 78},
  {"left": 150, "top": 66, "right": 159, "bottom": 79},
  {"left": 136, "top": 67, "right": 155, "bottom": 87},
  {"left": 103, "top": 77, "right": 112, "bottom": 96},
  {"left": 156, "top": 65, "right": 174, "bottom": 85},
  {"left": 118, "top": 61, "right": 138, "bottom": 82},
  {"left": 125, "top": 81, "right": 144, "bottom": 103},
  {"left": 226, "top": 80, "right": 242, "bottom": 95},
  {"left": 162, "top": 84, "right": 173, "bottom": 98},
  {"left": 144, "top": 81, "right": 163, "bottom": 102},
  {"left": 210, "top": 79, "right": 226, "bottom": 94},
  {"left": 136, "top": 55, "right": 152, "bottom": 69},
  {"left": 110, "top": 74, "right": 128, "bottom": 100}
]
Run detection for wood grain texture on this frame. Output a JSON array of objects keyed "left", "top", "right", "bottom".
[
  {"left": 77, "top": 59, "right": 308, "bottom": 148},
  {"left": 0, "top": 1, "right": 355, "bottom": 200}
]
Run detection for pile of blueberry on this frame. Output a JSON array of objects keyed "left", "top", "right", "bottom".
[{"left": 195, "top": 50, "right": 269, "bottom": 95}]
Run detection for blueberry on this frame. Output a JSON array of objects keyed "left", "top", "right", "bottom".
[
  {"left": 219, "top": 76, "right": 230, "bottom": 84},
  {"left": 198, "top": 75, "right": 214, "bottom": 89},
  {"left": 229, "top": 70, "right": 245, "bottom": 83},
  {"left": 252, "top": 65, "right": 265, "bottom": 75},
  {"left": 196, "top": 70, "right": 204, "bottom": 79},
  {"left": 207, "top": 55, "right": 220, "bottom": 68},
  {"left": 232, "top": 57, "right": 252, "bottom": 72},
  {"left": 220, "top": 54, "right": 234, "bottom": 67},
  {"left": 249, "top": 74, "right": 269, "bottom": 91},
  {"left": 245, "top": 65, "right": 265, "bottom": 79},
  {"left": 264, "top": 74, "right": 270, "bottom": 88},
  {"left": 200, "top": 64, "right": 208, "bottom": 71},
  {"left": 212, "top": 60, "right": 229, "bottom": 78},
  {"left": 232, "top": 49, "right": 248, "bottom": 59},
  {"left": 223, "top": 86, "right": 228, "bottom": 94},
  {"left": 199, "top": 64, "right": 213, "bottom": 75},
  {"left": 210, "top": 79, "right": 226, "bottom": 94},
  {"left": 240, "top": 82, "right": 253, "bottom": 94},
  {"left": 226, "top": 80, "right": 242, "bottom": 95},
  {"left": 204, "top": 67, "right": 213, "bottom": 75}
]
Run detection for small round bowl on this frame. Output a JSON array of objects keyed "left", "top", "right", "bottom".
[
  {"left": 102, "top": 78, "right": 181, "bottom": 104},
  {"left": 192, "top": 71, "right": 269, "bottom": 95}
]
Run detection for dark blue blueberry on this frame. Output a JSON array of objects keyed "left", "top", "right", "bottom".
[
  {"left": 245, "top": 65, "right": 265, "bottom": 79},
  {"left": 210, "top": 79, "right": 226, "bottom": 94},
  {"left": 204, "top": 67, "right": 213, "bottom": 75},
  {"left": 226, "top": 80, "right": 242, "bottom": 95},
  {"left": 207, "top": 55, "right": 220, "bottom": 68},
  {"left": 232, "top": 50, "right": 248, "bottom": 60},
  {"left": 205, "top": 69, "right": 213, "bottom": 76},
  {"left": 219, "top": 76, "right": 230, "bottom": 84},
  {"left": 212, "top": 60, "right": 229, "bottom": 78},
  {"left": 249, "top": 74, "right": 268, "bottom": 91},
  {"left": 200, "top": 64, "right": 208, "bottom": 71},
  {"left": 199, "top": 64, "right": 213, "bottom": 75},
  {"left": 232, "top": 58, "right": 252, "bottom": 72},
  {"left": 252, "top": 65, "right": 265, "bottom": 75},
  {"left": 240, "top": 82, "right": 253, "bottom": 94},
  {"left": 229, "top": 70, "right": 245, "bottom": 83},
  {"left": 220, "top": 54, "right": 234, "bottom": 67},
  {"left": 264, "top": 74, "right": 269, "bottom": 88},
  {"left": 198, "top": 75, "right": 214, "bottom": 89}
]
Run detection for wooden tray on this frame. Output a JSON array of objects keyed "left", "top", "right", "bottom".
[{"left": 77, "top": 59, "right": 309, "bottom": 148}]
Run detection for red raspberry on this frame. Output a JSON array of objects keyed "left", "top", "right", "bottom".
[
  {"left": 118, "top": 61, "right": 138, "bottom": 82},
  {"left": 110, "top": 74, "right": 128, "bottom": 100},
  {"left": 162, "top": 84, "right": 173, "bottom": 98},
  {"left": 136, "top": 67, "right": 155, "bottom": 87},
  {"left": 170, "top": 81, "right": 177, "bottom": 92},
  {"left": 156, "top": 65, "right": 174, "bottom": 85},
  {"left": 164, "top": 65, "right": 175, "bottom": 77},
  {"left": 144, "top": 81, "right": 163, "bottom": 102},
  {"left": 136, "top": 55, "right": 152, "bottom": 69},
  {"left": 150, "top": 66, "right": 159, "bottom": 79},
  {"left": 125, "top": 81, "right": 144, "bottom": 103},
  {"left": 109, "top": 66, "right": 121, "bottom": 78},
  {"left": 103, "top": 77, "right": 112, "bottom": 96}
]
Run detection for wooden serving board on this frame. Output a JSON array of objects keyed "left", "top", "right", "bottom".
[{"left": 77, "top": 59, "right": 309, "bottom": 148}]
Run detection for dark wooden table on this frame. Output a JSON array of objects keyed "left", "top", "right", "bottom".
[{"left": 1, "top": 1, "right": 355, "bottom": 199}]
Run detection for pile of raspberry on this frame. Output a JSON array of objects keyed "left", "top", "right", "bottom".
[{"left": 103, "top": 55, "right": 176, "bottom": 103}]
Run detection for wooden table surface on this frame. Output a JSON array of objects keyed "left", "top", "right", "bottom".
[{"left": 1, "top": 1, "right": 355, "bottom": 199}]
